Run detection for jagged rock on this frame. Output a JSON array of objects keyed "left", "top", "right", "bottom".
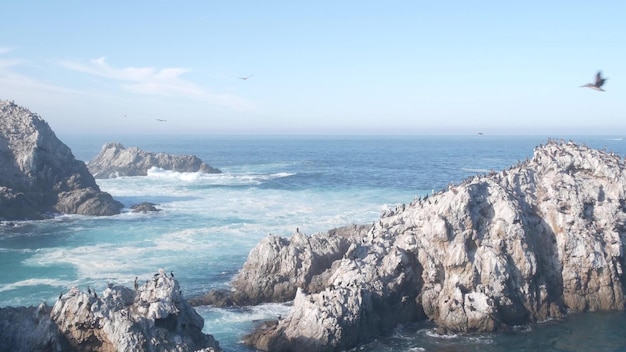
[
  {"left": 50, "top": 269, "right": 221, "bottom": 351},
  {"left": 190, "top": 225, "right": 369, "bottom": 308},
  {"left": 0, "top": 303, "right": 71, "bottom": 352},
  {"left": 188, "top": 289, "right": 235, "bottom": 308},
  {"left": 239, "top": 140, "right": 626, "bottom": 351},
  {"left": 87, "top": 142, "right": 221, "bottom": 179},
  {"left": 0, "top": 100, "right": 123, "bottom": 220},
  {"left": 130, "top": 202, "right": 161, "bottom": 213},
  {"left": 0, "top": 269, "right": 221, "bottom": 351}
]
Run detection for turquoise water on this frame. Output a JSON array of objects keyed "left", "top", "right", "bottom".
[{"left": 2, "top": 135, "right": 626, "bottom": 351}]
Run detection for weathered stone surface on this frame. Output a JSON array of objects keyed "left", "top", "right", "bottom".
[
  {"left": 0, "top": 270, "right": 221, "bottom": 351},
  {"left": 52, "top": 269, "right": 221, "bottom": 352},
  {"left": 191, "top": 225, "right": 368, "bottom": 307},
  {"left": 0, "top": 304, "right": 71, "bottom": 352},
  {"left": 0, "top": 100, "right": 123, "bottom": 220},
  {"left": 87, "top": 142, "right": 221, "bottom": 179},
  {"left": 238, "top": 140, "right": 626, "bottom": 351}
]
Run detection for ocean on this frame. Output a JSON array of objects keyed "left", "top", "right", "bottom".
[{"left": 2, "top": 135, "right": 626, "bottom": 351}]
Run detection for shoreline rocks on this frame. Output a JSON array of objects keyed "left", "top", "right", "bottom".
[
  {"left": 0, "top": 269, "right": 222, "bottom": 352},
  {"left": 87, "top": 142, "right": 221, "bottom": 179},
  {"left": 0, "top": 100, "right": 123, "bottom": 220},
  {"left": 224, "top": 140, "right": 626, "bottom": 351}
]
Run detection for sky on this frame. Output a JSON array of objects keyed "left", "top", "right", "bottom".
[{"left": 0, "top": 1, "right": 624, "bottom": 136}]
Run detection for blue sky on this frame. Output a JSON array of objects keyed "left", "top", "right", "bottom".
[{"left": 0, "top": 1, "right": 624, "bottom": 135}]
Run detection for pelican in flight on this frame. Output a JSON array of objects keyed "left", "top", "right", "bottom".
[
  {"left": 156, "top": 118, "right": 167, "bottom": 122},
  {"left": 238, "top": 74, "right": 253, "bottom": 80},
  {"left": 581, "top": 71, "right": 607, "bottom": 91}
]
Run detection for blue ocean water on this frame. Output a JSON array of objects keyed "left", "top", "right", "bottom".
[{"left": 2, "top": 135, "right": 626, "bottom": 351}]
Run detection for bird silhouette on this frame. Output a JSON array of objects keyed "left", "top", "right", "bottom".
[
  {"left": 581, "top": 71, "right": 607, "bottom": 91},
  {"left": 156, "top": 119, "right": 167, "bottom": 122},
  {"left": 238, "top": 74, "right": 253, "bottom": 80}
]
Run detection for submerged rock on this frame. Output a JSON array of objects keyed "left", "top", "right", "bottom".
[
  {"left": 87, "top": 142, "right": 221, "bottom": 178},
  {"left": 130, "top": 201, "right": 161, "bottom": 213},
  {"left": 234, "top": 140, "right": 626, "bottom": 351},
  {"left": 0, "top": 100, "right": 123, "bottom": 220}
]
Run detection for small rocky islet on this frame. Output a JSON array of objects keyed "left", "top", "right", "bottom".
[
  {"left": 87, "top": 142, "right": 221, "bottom": 179},
  {"left": 2, "top": 100, "right": 626, "bottom": 351}
]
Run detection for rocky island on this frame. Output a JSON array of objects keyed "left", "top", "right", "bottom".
[
  {"left": 204, "top": 140, "right": 626, "bottom": 352},
  {"left": 0, "top": 100, "right": 123, "bottom": 220},
  {"left": 87, "top": 142, "right": 221, "bottom": 179},
  {"left": 0, "top": 269, "right": 222, "bottom": 351}
]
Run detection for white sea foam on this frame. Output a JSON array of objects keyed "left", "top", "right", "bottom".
[
  {"left": 145, "top": 167, "right": 295, "bottom": 186},
  {"left": 23, "top": 244, "right": 165, "bottom": 282},
  {"left": 200, "top": 303, "right": 292, "bottom": 325},
  {"left": 422, "top": 328, "right": 493, "bottom": 344},
  {"left": 0, "top": 278, "right": 74, "bottom": 293},
  {"left": 423, "top": 329, "right": 459, "bottom": 339},
  {"left": 0, "top": 247, "right": 37, "bottom": 253}
]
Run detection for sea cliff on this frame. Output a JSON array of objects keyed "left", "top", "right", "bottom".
[
  {"left": 223, "top": 140, "right": 626, "bottom": 351},
  {"left": 0, "top": 100, "right": 123, "bottom": 220}
]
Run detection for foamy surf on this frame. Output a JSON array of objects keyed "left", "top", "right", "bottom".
[
  {"left": 0, "top": 278, "right": 75, "bottom": 293},
  {"left": 197, "top": 302, "right": 293, "bottom": 350}
]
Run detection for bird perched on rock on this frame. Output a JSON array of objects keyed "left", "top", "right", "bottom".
[{"left": 581, "top": 71, "right": 608, "bottom": 91}]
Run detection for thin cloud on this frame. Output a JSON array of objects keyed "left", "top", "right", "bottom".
[
  {"left": 0, "top": 48, "right": 19, "bottom": 68},
  {"left": 61, "top": 57, "right": 254, "bottom": 111},
  {"left": 0, "top": 52, "right": 79, "bottom": 95}
]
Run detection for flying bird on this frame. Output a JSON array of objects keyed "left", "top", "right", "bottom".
[
  {"left": 580, "top": 71, "right": 607, "bottom": 91},
  {"left": 156, "top": 119, "right": 167, "bottom": 122},
  {"left": 238, "top": 74, "right": 253, "bottom": 80}
]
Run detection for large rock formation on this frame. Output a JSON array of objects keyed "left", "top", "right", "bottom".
[
  {"left": 87, "top": 142, "right": 221, "bottom": 179},
  {"left": 0, "top": 304, "right": 71, "bottom": 352},
  {"left": 231, "top": 140, "right": 626, "bottom": 351},
  {"left": 190, "top": 225, "right": 368, "bottom": 307},
  {"left": 0, "top": 269, "right": 222, "bottom": 352},
  {"left": 0, "top": 100, "right": 123, "bottom": 220}
]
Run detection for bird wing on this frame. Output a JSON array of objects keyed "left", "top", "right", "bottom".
[{"left": 595, "top": 71, "right": 603, "bottom": 86}]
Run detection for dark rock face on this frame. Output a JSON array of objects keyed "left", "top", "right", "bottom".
[
  {"left": 87, "top": 142, "right": 221, "bottom": 179},
  {"left": 0, "top": 100, "right": 123, "bottom": 220},
  {"left": 0, "top": 270, "right": 222, "bottom": 352},
  {"left": 232, "top": 141, "right": 626, "bottom": 351},
  {"left": 130, "top": 201, "right": 161, "bottom": 213},
  {"left": 0, "top": 304, "right": 71, "bottom": 352}
]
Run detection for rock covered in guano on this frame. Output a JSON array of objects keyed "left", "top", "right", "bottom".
[
  {"left": 0, "top": 269, "right": 221, "bottom": 351},
  {"left": 0, "top": 100, "right": 123, "bottom": 220},
  {"left": 53, "top": 269, "right": 221, "bottom": 351},
  {"left": 233, "top": 140, "right": 626, "bottom": 352},
  {"left": 87, "top": 142, "right": 221, "bottom": 178}
]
